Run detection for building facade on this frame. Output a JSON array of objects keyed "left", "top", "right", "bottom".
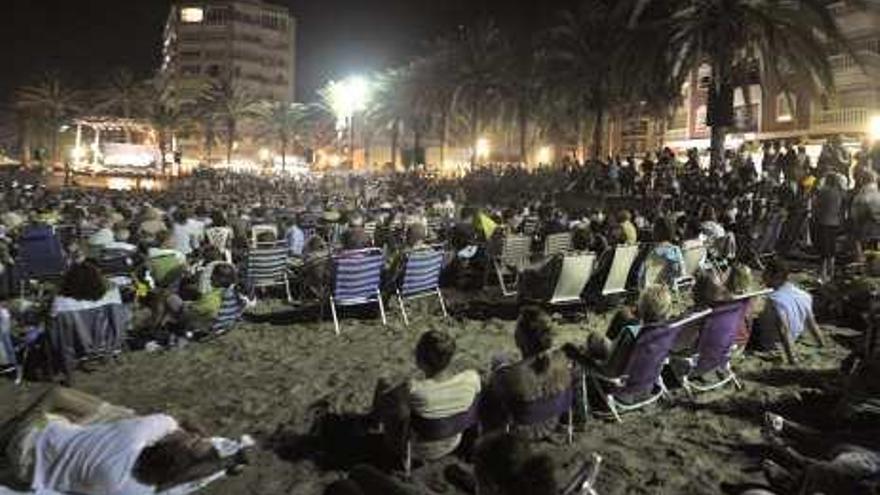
[
  {"left": 161, "top": 0, "right": 296, "bottom": 103},
  {"left": 611, "top": 0, "right": 880, "bottom": 156}
]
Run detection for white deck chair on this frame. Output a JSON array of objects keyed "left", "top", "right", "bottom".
[
  {"left": 493, "top": 234, "right": 531, "bottom": 297},
  {"left": 544, "top": 232, "right": 573, "bottom": 257},
  {"left": 675, "top": 241, "right": 707, "bottom": 290},
  {"left": 250, "top": 224, "right": 279, "bottom": 247},
  {"left": 601, "top": 244, "right": 640, "bottom": 297},
  {"left": 549, "top": 252, "right": 596, "bottom": 306}
]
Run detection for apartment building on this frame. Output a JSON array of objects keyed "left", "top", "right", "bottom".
[{"left": 161, "top": 0, "right": 296, "bottom": 103}]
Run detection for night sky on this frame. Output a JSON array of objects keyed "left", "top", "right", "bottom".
[{"left": 1, "top": 0, "right": 575, "bottom": 105}]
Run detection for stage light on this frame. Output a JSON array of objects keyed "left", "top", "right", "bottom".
[
  {"left": 869, "top": 115, "right": 880, "bottom": 142},
  {"left": 476, "top": 138, "right": 490, "bottom": 159}
]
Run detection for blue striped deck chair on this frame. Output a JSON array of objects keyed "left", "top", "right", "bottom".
[
  {"left": 330, "top": 248, "right": 386, "bottom": 335},
  {"left": 396, "top": 247, "right": 448, "bottom": 326},
  {"left": 245, "top": 241, "right": 292, "bottom": 302},
  {"left": 209, "top": 286, "right": 247, "bottom": 336},
  {"left": 16, "top": 224, "right": 67, "bottom": 296}
]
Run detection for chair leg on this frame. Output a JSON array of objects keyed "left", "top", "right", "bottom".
[
  {"left": 330, "top": 296, "right": 340, "bottom": 336},
  {"left": 377, "top": 290, "right": 387, "bottom": 326},
  {"left": 567, "top": 406, "right": 574, "bottom": 445},
  {"left": 436, "top": 288, "right": 449, "bottom": 318},
  {"left": 607, "top": 396, "right": 622, "bottom": 423},
  {"left": 404, "top": 439, "right": 412, "bottom": 479},
  {"left": 284, "top": 274, "right": 293, "bottom": 304},
  {"left": 397, "top": 292, "right": 409, "bottom": 327}
]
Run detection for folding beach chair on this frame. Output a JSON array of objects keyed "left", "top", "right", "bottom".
[
  {"left": 521, "top": 215, "right": 540, "bottom": 236},
  {"left": 0, "top": 306, "right": 21, "bottom": 384},
  {"left": 15, "top": 224, "right": 67, "bottom": 294},
  {"left": 543, "top": 232, "right": 573, "bottom": 257},
  {"left": 363, "top": 221, "right": 377, "bottom": 243},
  {"left": 674, "top": 241, "right": 707, "bottom": 290},
  {"left": 250, "top": 224, "right": 279, "bottom": 247},
  {"left": 396, "top": 247, "right": 448, "bottom": 326},
  {"left": 48, "top": 294, "right": 129, "bottom": 383},
  {"left": 205, "top": 226, "right": 233, "bottom": 262},
  {"left": 548, "top": 253, "right": 596, "bottom": 307},
  {"left": 505, "top": 382, "right": 577, "bottom": 444},
  {"left": 93, "top": 247, "right": 136, "bottom": 280},
  {"left": 587, "top": 309, "right": 711, "bottom": 422},
  {"left": 330, "top": 248, "right": 386, "bottom": 335},
  {"left": 749, "top": 211, "right": 784, "bottom": 269},
  {"left": 492, "top": 234, "right": 531, "bottom": 297},
  {"left": 600, "top": 244, "right": 640, "bottom": 297},
  {"left": 674, "top": 290, "right": 771, "bottom": 396},
  {"left": 403, "top": 396, "right": 480, "bottom": 477},
  {"left": 245, "top": 241, "right": 292, "bottom": 302},
  {"left": 199, "top": 285, "right": 248, "bottom": 339}
]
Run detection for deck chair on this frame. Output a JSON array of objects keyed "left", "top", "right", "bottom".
[
  {"left": 194, "top": 285, "right": 248, "bottom": 340},
  {"left": 492, "top": 234, "right": 531, "bottom": 297},
  {"left": 404, "top": 396, "right": 480, "bottom": 477},
  {"left": 750, "top": 211, "right": 784, "bottom": 269},
  {"left": 250, "top": 224, "right": 279, "bottom": 247},
  {"left": 48, "top": 295, "right": 129, "bottom": 383},
  {"left": 363, "top": 221, "right": 377, "bottom": 243},
  {"left": 205, "top": 226, "right": 233, "bottom": 262},
  {"left": 506, "top": 383, "right": 576, "bottom": 444},
  {"left": 245, "top": 242, "right": 292, "bottom": 302},
  {"left": 15, "top": 225, "right": 67, "bottom": 293},
  {"left": 330, "top": 248, "right": 386, "bottom": 335},
  {"left": 396, "top": 247, "right": 448, "bottom": 326},
  {"left": 0, "top": 307, "right": 21, "bottom": 384},
  {"left": 544, "top": 232, "right": 573, "bottom": 257},
  {"left": 93, "top": 247, "right": 136, "bottom": 280},
  {"left": 521, "top": 215, "right": 540, "bottom": 236},
  {"left": 548, "top": 253, "right": 596, "bottom": 307},
  {"left": 600, "top": 244, "right": 640, "bottom": 297},
  {"left": 674, "top": 290, "right": 771, "bottom": 396},
  {"left": 587, "top": 309, "right": 711, "bottom": 422},
  {"left": 675, "top": 241, "right": 707, "bottom": 290}
]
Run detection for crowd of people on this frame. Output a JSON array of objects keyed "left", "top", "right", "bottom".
[{"left": 0, "top": 139, "right": 879, "bottom": 494}]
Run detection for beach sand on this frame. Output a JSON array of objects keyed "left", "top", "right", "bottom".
[{"left": 0, "top": 292, "right": 854, "bottom": 494}]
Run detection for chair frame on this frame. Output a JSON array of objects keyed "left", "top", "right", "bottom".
[
  {"left": 245, "top": 241, "right": 293, "bottom": 303},
  {"left": 396, "top": 246, "right": 449, "bottom": 326},
  {"left": 492, "top": 234, "right": 531, "bottom": 297},
  {"left": 330, "top": 248, "right": 387, "bottom": 335},
  {"left": 589, "top": 309, "right": 712, "bottom": 422},
  {"left": 543, "top": 232, "right": 573, "bottom": 257},
  {"left": 600, "top": 244, "right": 640, "bottom": 297},
  {"left": 548, "top": 252, "right": 596, "bottom": 307},
  {"left": 403, "top": 395, "right": 480, "bottom": 477}
]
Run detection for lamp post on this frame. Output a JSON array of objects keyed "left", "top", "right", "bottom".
[{"left": 328, "top": 76, "right": 370, "bottom": 169}]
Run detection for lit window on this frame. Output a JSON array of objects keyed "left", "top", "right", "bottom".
[
  {"left": 181, "top": 7, "right": 204, "bottom": 23},
  {"left": 776, "top": 92, "right": 796, "bottom": 123}
]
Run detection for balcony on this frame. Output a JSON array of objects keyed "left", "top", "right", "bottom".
[
  {"left": 830, "top": 51, "right": 880, "bottom": 88},
  {"left": 810, "top": 106, "right": 871, "bottom": 133}
]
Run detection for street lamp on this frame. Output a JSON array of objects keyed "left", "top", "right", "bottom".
[
  {"left": 476, "top": 138, "right": 491, "bottom": 161},
  {"left": 869, "top": 115, "right": 880, "bottom": 142},
  {"left": 328, "top": 76, "right": 371, "bottom": 167}
]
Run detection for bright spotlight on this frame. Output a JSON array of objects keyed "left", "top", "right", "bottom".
[
  {"left": 537, "top": 146, "right": 552, "bottom": 164},
  {"left": 476, "top": 138, "right": 490, "bottom": 159},
  {"left": 328, "top": 75, "right": 371, "bottom": 126},
  {"left": 870, "top": 115, "right": 880, "bottom": 142}
]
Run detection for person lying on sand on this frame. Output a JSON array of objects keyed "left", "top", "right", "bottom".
[
  {"left": 483, "top": 307, "right": 573, "bottom": 440},
  {"left": 0, "top": 387, "right": 251, "bottom": 494},
  {"left": 324, "top": 432, "right": 559, "bottom": 495},
  {"left": 751, "top": 259, "right": 825, "bottom": 363},
  {"left": 371, "top": 330, "right": 481, "bottom": 463},
  {"left": 759, "top": 412, "right": 880, "bottom": 495}
]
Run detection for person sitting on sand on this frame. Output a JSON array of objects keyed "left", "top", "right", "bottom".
[
  {"left": 51, "top": 261, "right": 121, "bottom": 315},
  {"left": 483, "top": 307, "right": 572, "bottom": 440},
  {"left": 160, "top": 263, "right": 242, "bottom": 337},
  {"left": 0, "top": 387, "right": 249, "bottom": 494},
  {"left": 751, "top": 258, "right": 825, "bottom": 363},
  {"left": 371, "top": 330, "right": 481, "bottom": 462}
]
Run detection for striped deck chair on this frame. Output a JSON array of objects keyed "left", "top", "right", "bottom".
[
  {"left": 493, "top": 234, "right": 532, "bottom": 297},
  {"left": 245, "top": 242, "right": 292, "bottom": 302},
  {"left": 548, "top": 253, "right": 596, "bottom": 307},
  {"left": 330, "top": 248, "right": 386, "bottom": 335},
  {"left": 543, "top": 232, "right": 573, "bottom": 257},
  {"left": 363, "top": 221, "right": 377, "bottom": 244},
  {"left": 205, "top": 226, "right": 233, "bottom": 262},
  {"left": 587, "top": 309, "right": 711, "bottom": 422},
  {"left": 16, "top": 225, "right": 67, "bottom": 295},
  {"left": 521, "top": 215, "right": 540, "bottom": 236},
  {"left": 250, "top": 224, "right": 278, "bottom": 247},
  {"left": 396, "top": 247, "right": 448, "bottom": 326},
  {"left": 209, "top": 286, "right": 247, "bottom": 337},
  {"left": 750, "top": 210, "right": 785, "bottom": 269},
  {"left": 674, "top": 290, "right": 771, "bottom": 397},
  {"left": 600, "top": 244, "right": 640, "bottom": 297},
  {"left": 0, "top": 306, "right": 21, "bottom": 384}
]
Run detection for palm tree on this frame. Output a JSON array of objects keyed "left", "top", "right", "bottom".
[
  {"left": 14, "top": 74, "right": 82, "bottom": 164},
  {"left": 202, "top": 77, "right": 261, "bottom": 165},
  {"left": 256, "top": 101, "right": 309, "bottom": 172},
  {"left": 94, "top": 68, "right": 146, "bottom": 142},
  {"left": 642, "top": 0, "right": 854, "bottom": 166},
  {"left": 360, "top": 69, "right": 408, "bottom": 170}
]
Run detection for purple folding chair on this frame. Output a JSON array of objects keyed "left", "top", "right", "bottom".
[
  {"left": 507, "top": 384, "right": 576, "bottom": 444},
  {"left": 677, "top": 289, "right": 772, "bottom": 396},
  {"left": 589, "top": 309, "right": 711, "bottom": 422},
  {"left": 404, "top": 396, "right": 480, "bottom": 477}
]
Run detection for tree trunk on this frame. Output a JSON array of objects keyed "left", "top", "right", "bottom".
[
  {"left": 159, "top": 132, "right": 168, "bottom": 177},
  {"left": 226, "top": 119, "right": 235, "bottom": 166},
  {"left": 710, "top": 124, "right": 726, "bottom": 169},
  {"left": 390, "top": 118, "right": 400, "bottom": 171},
  {"left": 19, "top": 115, "right": 31, "bottom": 167},
  {"left": 591, "top": 105, "right": 605, "bottom": 161},
  {"left": 281, "top": 135, "right": 288, "bottom": 174},
  {"left": 413, "top": 126, "right": 422, "bottom": 169},
  {"left": 710, "top": 58, "right": 732, "bottom": 168},
  {"left": 364, "top": 132, "right": 372, "bottom": 170},
  {"left": 518, "top": 97, "right": 529, "bottom": 166},
  {"left": 439, "top": 108, "right": 449, "bottom": 169},
  {"left": 470, "top": 98, "right": 481, "bottom": 167}
]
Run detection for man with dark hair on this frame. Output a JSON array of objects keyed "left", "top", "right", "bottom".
[{"left": 371, "top": 330, "right": 480, "bottom": 462}]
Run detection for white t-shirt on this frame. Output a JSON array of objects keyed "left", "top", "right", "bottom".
[
  {"left": 170, "top": 220, "right": 203, "bottom": 255},
  {"left": 33, "top": 414, "right": 179, "bottom": 495}
]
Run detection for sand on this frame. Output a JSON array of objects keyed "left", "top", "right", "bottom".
[{"left": 0, "top": 291, "right": 855, "bottom": 495}]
